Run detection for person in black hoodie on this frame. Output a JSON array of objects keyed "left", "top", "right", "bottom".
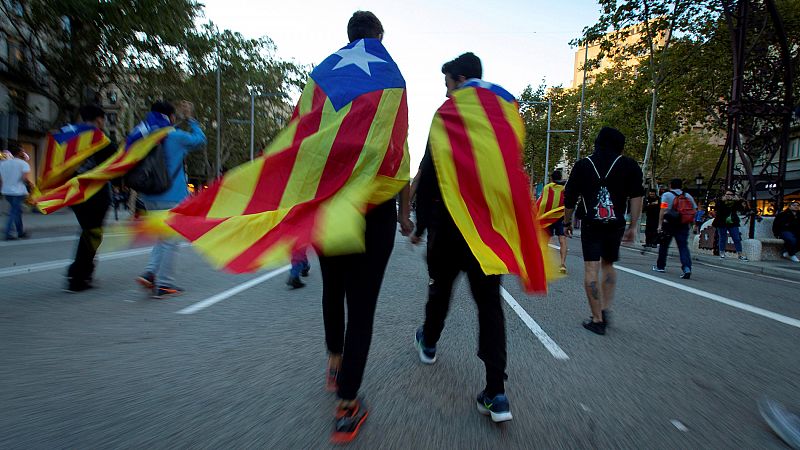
[
  {"left": 563, "top": 126, "right": 644, "bottom": 335},
  {"left": 773, "top": 200, "right": 800, "bottom": 262},
  {"left": 65, "top": 104, "right": 118, "bottom": 292}
]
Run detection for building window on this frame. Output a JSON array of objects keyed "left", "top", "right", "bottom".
[{"left": 790, "top": 138, "right": 800, "bottom": 160}]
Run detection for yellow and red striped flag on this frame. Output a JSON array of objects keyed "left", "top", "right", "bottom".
[
  {"left": 429, "top": 80, "right": 549, "bottom": 293},
  {"left": 38, "top": 124, "right": 110, "bottom": 192},
  {"left": 34, "top": 113, "right": 173, "bottom": 214},
  {"left": 536, "top": 182, "right": 565, "bottom": 227},
  {"left": 163, "top": 38, "right": 409, "bottom": 273}
]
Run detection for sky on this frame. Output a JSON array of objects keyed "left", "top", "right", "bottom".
[{"left": 199, "top": 0, "right": 602, "bottom": 171}]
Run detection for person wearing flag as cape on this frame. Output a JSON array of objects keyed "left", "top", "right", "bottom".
[
  {"left": 538, "top": 169, "right": 568, "bottom": 274},
  {"left": 411, "top": 52, "right": 549, "bottom": 423},
  {"left": 158, "top": 11, "right": 411, "bottom": 443},
  {"left": 56, "top": 105, "right": 118, "bottom": 292}
]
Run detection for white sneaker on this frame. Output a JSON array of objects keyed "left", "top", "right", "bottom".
[
  {"left": 720, "top": 253, "right": 726, "bottom": 259},
  {"left": 782, "top": 251, "right": 790, "bottom": 259},
  {"left": 791, "top": 255, "right": 800, "bottom": 263}
]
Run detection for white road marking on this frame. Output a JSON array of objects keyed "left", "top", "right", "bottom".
[
  {"left": 500, "top": 287, "right": 569, "bottom": 360},
  {"left": 0, "top": 233, "right": 128, "bottom": 247},
  {"left": 670, "top": 419, "right": 689, "bottom": 432},
  {"left": 0, "top": 243, "right": 189, "bottom": 278},
  {"left": 177, "top": 265, "right": 292, "bottom": 314},
  {"left": 614, "top": 264, "right": 800, "bottom": 329},
  {"left": 0, "top": 247, "right": 153, "bottom": 278}
]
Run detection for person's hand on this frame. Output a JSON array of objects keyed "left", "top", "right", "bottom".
[
  {"left": 399, "top": 217, "right": 414, "bottom": 236},
  {"left": 622, "top": 227, "right": 637, "bottom": 243},
  {"left": 564, "top": 222, "right": 573, "bottom": 238},
  {"left": 410, "top": 234, "right": 422, "bottom": 245}
]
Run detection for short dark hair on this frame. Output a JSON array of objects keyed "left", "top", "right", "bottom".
[
  {"left": 669, "top": 178, "right": 683, "bottom": 189},
  {"left": 551, "top": 169, "right": 562, "bottom": 182},
  {"left": 442, "top": 52, "right": 482, "bottom": 81},
  {"left": 347, "top": 11, "right": 383, "bottom": 42},
  {"left": 150, "top": 101, "right": 175, "bottom": 117},
  {"left": 79, "top": 104, "right": 106, "bottom": 122}
]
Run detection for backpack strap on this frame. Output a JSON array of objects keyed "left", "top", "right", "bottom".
[{"left": 586, "top": 155, "right": 622, "bottom": 181}]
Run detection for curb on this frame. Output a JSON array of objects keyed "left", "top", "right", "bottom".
[{"left": 625, "top": 244, "right": 800, "bottom": 282}]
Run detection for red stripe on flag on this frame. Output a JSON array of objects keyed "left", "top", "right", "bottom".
[
  {"left": 63, "top": 137, "right": 80, "bottom": 161},
  {"left": 171, "top": 179, "right": 223, "bottom": 217},
  {"left": 544, "top": 187, "right": 555, "bottom": 213},
  {"left": 243, "top": 85, "right": 327, "bottom": 214},
  {"left": 475, "top": 89, "right": 546, "bottom": 291},
  {"left": 314, "top": 91, "right": 381, "bottom": 198},
  {"left": 91, "top": 129, "right": 105, "bottom": 145},
  {"left": 166, "top": 215, "right": 228, "bottom": 242},
  {"left": 43, "top": 136, "right": 56, "bottom": 176},
  {"left": 377, "top": 91, "right": 408, "bottom": 177},
  {"left": 439, "top": 100, "right": 520, "bottom": 273}
]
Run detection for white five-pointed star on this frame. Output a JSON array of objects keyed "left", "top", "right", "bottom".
[{"left": 332, "top": 40, "right": 387, "bottom": 76}]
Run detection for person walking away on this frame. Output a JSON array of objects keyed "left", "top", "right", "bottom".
[
  {"left": 135, "top": 101, "right": 206, "bottom": 298},
  {"left": 651, "top": 178, "right": 697, "bottom": 280},
  {"left": 643, "top": 189, "right": 660, "bottom": 247},
  {"left": 773, "top": 200, "right": 800, "bottom": 263},
  {"left": 0, "top": 147, "right": 32, "bottom": 240},
  {"left": 65, "top": 104, "right": 119, "bottom": 292},
  {"left": 412, "top": 52, "right": 549, "bottom": 423},
  {"left": 563, "top": 126, "right": 644, "bottom": 335},
  {"left": 694, "top": 203, "right": 706, "bottom": 234},
  {"left": 539, "top": 170, "right": 568, "bottom": 273},
  {"left": 713, "top": 189, "right": 749, "bottom": 261}
]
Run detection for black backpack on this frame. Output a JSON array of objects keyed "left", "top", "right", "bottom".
[
  {"left": 123, "top": 143, "right": 181, "bottom": 195},
  {"left": 581, "top": 155, "right": 622, "bottom": 223}
]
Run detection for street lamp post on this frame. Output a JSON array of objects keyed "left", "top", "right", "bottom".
[
  {"left": 519, "top": 99, "right": 575, "bottom": 192},
  {"left": 695, "top": 173, "right": 704, "bottom": 200},
  {"left": 229, "top": 90, "right": 288, "bottom": 161}
]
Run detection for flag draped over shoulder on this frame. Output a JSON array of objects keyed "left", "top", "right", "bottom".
[
  {"left": 38, "top": 124, "right": 110, "bottom": 192},
  {"left": 34, "top": 113, "right": 173, "bottom": 214},
  {"left": 163, "top": 38, "right": 409, "bottom": 273},
  {"left": 536, "top": 182, "right": 565, "bottom": 227},
  {"left": 428, "top": 79, "right": 548, "bottom": 293}
]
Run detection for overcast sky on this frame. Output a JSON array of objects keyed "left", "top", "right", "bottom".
[{"left": 200, "top": 0, "right": 602, "bottom": 171}]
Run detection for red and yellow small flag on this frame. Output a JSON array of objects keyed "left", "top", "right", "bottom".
[
  {"left": 38, "top": 124, "right": 110, "bottom": 192},
  {"left": 536, "top": 182, "right": 565, "bottom": 228}
]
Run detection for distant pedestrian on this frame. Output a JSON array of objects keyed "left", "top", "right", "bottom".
[
  {"left": 287, "top": 248, "right": 310, "bottom": 288},
  {"left": 651, "top": 178, "right": 697, "bottom": 280},
  {"left": 0, "top": 146, "right": 32, "bottom": 240},
  {"left": 564, "top": 126, "right": 644, "bottom": 335},
  {"left": 713, "top": 189, "right": 749, "bottom": 261},
  {"left": 773, "top": 201, "right": 800, "bottom": 263},
  {"left": 65, "top": 104, "right": 119, "bottom": 292},
  {"left": 539, "top": 170, "right": 568, "bottom": 273},
  {"left": 693, "top": 204, "right": 707, "bottom": 234},
  {"left": 135, "top": 100, "right": 206, "bottom": 299},
  {"left": 643, "top": 189, "right": 660, "bottom": 247}
]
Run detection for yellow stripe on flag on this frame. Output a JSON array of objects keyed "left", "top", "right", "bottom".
[{"left": 206, "top": 158, "right": 267, "bottom": 217}]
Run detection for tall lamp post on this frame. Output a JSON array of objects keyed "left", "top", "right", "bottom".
[
  {"left": 695, "top": 173, "right": 704, "bottom": 202},
  {"left": 229, "top": 89, "right": 287, "bottom": 161},
  {"left": 519, "top": 99, "right": 574, "bottom": 192}
]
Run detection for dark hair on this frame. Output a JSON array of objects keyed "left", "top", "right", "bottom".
[
  {"left": 79, "top": 104, "right": 106, "bottom": 122},
  {"left": 669, "top": 178, "right": 683, "bottom": 189},
  {"left": 9, "top": 145, "right": 24, "bottom": 157},
  {"left": 441, "top": 52, "right": 482, "bottom": 81},
  {"left": 551, "top": 169, "right": 562, "bottom": 182},
  {"left": 347, "top": 11, "right": 383, "bottom": 42},
  {"left": 150, "top": 101, "right": 175, "bottom": 117},
  {"left": 594, "top": 126, "right": 625, "bottom": 154}
]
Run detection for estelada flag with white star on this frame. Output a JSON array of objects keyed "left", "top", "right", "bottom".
[
  {"left": 35, "top": 113, "right": 173, "bottom": 214},
  {"left": 428, "top": 79, "right": 551, "bottom": 293},
  {"left": 536, "top": 182, "right": 565, "bottom": 227},
  {"left": 37, "top": 123, "right": 110, "bottom": 192},
  {"left": 161, "top": 38, "right": 409, "bottom": 273}
]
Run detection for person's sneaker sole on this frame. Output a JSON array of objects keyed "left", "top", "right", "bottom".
[
  {"left": 476, "top": 402, "right": 513, "bottom": 423},
  {"left": 415, "top": 331, "right": 436, "bottom": 364},
  {"left": 136, "top": 276, "right": 154, "bottom": 290},
  {"left": 152, "top": 289, "right": 183, "bottom": 299}
]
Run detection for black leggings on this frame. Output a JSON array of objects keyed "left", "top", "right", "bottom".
[{"left": 319, "top": 200, "right": 396, "bottom": 400}]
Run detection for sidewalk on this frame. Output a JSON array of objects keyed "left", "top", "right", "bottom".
[{"left": 571, "top": 228, "right": 800, "bottom": 283}]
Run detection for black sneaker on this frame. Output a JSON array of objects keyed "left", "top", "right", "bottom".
[
  {"left": 18, "top": 232, "right": 29, "bottom": 239},
  {"left": 287, "top": 275, "right": 305, "bottom": 289},
  {"left": 602, "top": 310, "right": 612, "bottom": 328},
  {"left": 136, "top": 272, "right": 155, "bottom": 290},
  {"left": 680, "top": 271, "right": 691, "bottom": 280},
  {"left": 301, "top": 264, "right": 310, "bottom": 277},
  {"left": 476, "top": 390, "right": 513, "bottom": 423},
  {"left": 152, "top": 286, "right": 184, "bottom": 299},
  {"left": 582, "top": 318, "right": 606, "bottom": 335},
  {"left": 415, "top": 326, "right": 437, "bottom": 364},
  {"left": 651, "top": 265, "right": 665, "bottom": 273},
  {"left": 331, "top": 399, "right": 369, "bottom": 444}
]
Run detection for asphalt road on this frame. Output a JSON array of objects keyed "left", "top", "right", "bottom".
[{"left": 1, "top": 227, "right": 799, "bottom": 449}]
